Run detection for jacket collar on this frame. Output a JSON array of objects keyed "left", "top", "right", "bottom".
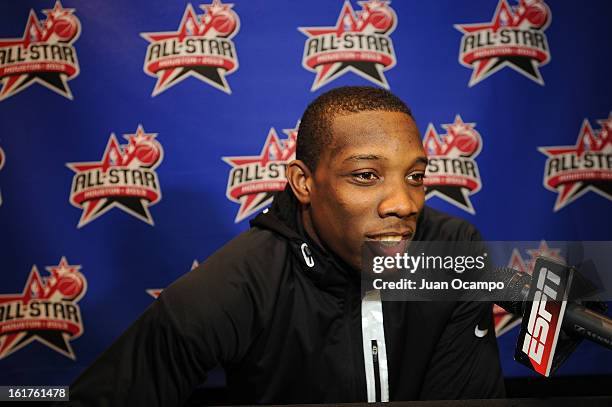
[{"left": 250, "top": 186, "right": 359, "bottom": 295}]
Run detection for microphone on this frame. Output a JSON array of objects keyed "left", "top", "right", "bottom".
[
  {"left": 495, "top": 265, "right": 612, "bottom": 349},
  {"left": 493, "top": 258, "right": 612, "bottom": 376}
]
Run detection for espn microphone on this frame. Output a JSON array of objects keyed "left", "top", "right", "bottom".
[{"left": 494, "top": 257, "right": 612, "bottom": 376}]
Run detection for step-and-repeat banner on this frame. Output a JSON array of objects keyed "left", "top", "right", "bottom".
[{"left": 1, "top": 0, "right": 611, "bottom": 387}]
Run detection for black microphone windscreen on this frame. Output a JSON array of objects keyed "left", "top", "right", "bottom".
[{"left": 494, "top": 267, "right": 531, "bottom": 316}]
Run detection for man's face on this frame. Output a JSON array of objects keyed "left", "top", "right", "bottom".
[{"left": 307, "top": 110, "right": 427, "bottom": 270}]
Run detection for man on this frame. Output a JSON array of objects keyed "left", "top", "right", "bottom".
[{"left": 70, "top": 86, "right": 504, "bottom": 405}]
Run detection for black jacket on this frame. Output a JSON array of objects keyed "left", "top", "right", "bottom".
[{"left": 70, "top": 188, "right": 505, "bottom": 405}]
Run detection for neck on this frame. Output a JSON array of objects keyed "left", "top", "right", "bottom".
[
  {"left": 300, "top": 206, "right": 324, "bottom": 250},
  {"left": 300, "top": 206, "right": 358, "bottom": 274}
]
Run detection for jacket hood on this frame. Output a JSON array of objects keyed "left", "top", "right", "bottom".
[
  {"left": 249, "top": 185, "right": 303, "bottom": 243},
  {"left": 250, "top": 185, "right": 359, "bottom": 294}
]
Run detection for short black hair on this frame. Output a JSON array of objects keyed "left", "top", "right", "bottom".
[{"left": 296, "top": 86, "right": 413, "bottom": 171}]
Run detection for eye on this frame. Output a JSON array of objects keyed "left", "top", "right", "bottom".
[
  {"left": 351, "top": 171, "right": 379, "bottom": 184},
  {"left": 407, "top": 172, "right": 425, "bottom": 186}
]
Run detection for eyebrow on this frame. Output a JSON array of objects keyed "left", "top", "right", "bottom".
[
  {"left": 343, "top": 155, "right": 429, "bottom": 166},
  {"left": 343, "top": 154, "right": 384, "bottom": 162},
  {"left": 415, "top": 156, "right": 429, "bottom": 166}
]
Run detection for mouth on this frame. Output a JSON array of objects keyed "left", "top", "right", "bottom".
[{"left": 365, "top": 232, "right": 413, "bottom": 257}]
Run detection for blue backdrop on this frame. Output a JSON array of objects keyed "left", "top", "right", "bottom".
[{"left": 0, "top": 0, "right": 610, "bottom": 388}]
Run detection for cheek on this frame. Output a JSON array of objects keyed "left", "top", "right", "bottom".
[
  {"left": 411, "top": 186, "right": 426, "bottom": 208},
  {"left": 333, "top": 190, "right": 380, "bottom": 241},
  {"left": 316, "top": 185, "right": 371, "bottom": 238}
]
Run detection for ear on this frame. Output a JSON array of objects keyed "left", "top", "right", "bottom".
[{"left": 286, "top": 159, "right": 314, "bottom": 205}]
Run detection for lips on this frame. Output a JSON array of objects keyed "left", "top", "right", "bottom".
[{"left": 365, "top": 232, "right": 413, "bottom": 257}]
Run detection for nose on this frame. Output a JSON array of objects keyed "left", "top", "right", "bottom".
[{"left": 377, "top": 182, "right": 420, "bottom": 219}]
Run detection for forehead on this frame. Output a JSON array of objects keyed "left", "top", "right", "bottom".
[{"left": 325, "top": 110, "right": 423, "bottom": 163}]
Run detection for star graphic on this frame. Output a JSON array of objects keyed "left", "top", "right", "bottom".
[
  {"left": 525, "top": 240, "right": 563, "bottom": 269},
  {"left": 424, "top": 115, "right": 481, "bottom": 157},
  {"left": 141, "top": 1, "right": 238, "bottom": 96},
  {"left": 455, "top": 0, "right": 550, "bottom": 86},
  {"left": 423, "top": 116, "right": 482, "bottom": 214},
  {"left": 539, "top": 114, "right": 612, "bottom": 211},
  {"left": 299, "top": 1, "right": 396, "bottom": 91},
  {"left": 0, "top": 258, "right": 84, "bottom": 360},
  {"left": 200, "top": 0, "right": 234, "bottom": 19},
  {"left": 507, "top": 240, "right": 563, "bottom": 277},
  {"left": 426, "top": 185, "right": 478, "bottom": 214},
  {"left": 223, "top": 124, "right": 298, "bottom": 222},
  {"left": 146, "top": 289, "right": 163, "bottom": 299},
  {"left": 66, "top": 125, "right": 162, "bottom": 228},
  {"left": 442, "top": 114, "right": 482, "bottom": 157},
  {"left": 45, "top": 257, "right": 83, "bottom": 294},
  {"left": 0, "top": 1, "right": 79, "bottom": 101}
]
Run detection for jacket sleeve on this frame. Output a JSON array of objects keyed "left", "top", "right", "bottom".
[
  {"left": 418, "top": 300, "right": 505, "bottom": 399},
  {"left": 419, "top": 224, "right": 505, "bottom": 399},
  {"left": 68, "top": 251, "right": 266, "bottom": 407}
]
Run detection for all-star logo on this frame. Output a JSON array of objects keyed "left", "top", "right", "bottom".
[
  {"left": 423, "top": 115, "right": 482, "bottom": 214},
  {"left": 455, "top": 0, "right": 551, "bottom": 86},
  {"left": 67, "top": 125, "right": 163, "bottom": 228},
  {"left": 494, "top": 241, "right": 562, "bottom": 337},
  {"left": 223, "top": 124, "right": 298, "bottom": 222},
  {"left": 0, "top": 146, "right": 4, "bottom": 206},
  {"left": 0, "top": 257, "right": 86, "bottom": 360},
  {"left": 146, "top": 289, "right": 163, "bottom": 300},
  {"left": 0, "top": 1, "right": 80, "bottom": 101},
  {"left": 141, "top": 1, "right": 240, "bottom": 96},
  {"left": 147, "top": 260, "right": 199, "bottom": 299},
  {"left": 539, "top": 114, "right": 612, "bottom": 211},
  {"left": 299, "top": 0, "right": 397, "bottom": 91}
]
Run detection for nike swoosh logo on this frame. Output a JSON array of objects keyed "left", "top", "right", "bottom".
[{"left": 474, "top": 325, "right": 488, "bottom": 338}]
